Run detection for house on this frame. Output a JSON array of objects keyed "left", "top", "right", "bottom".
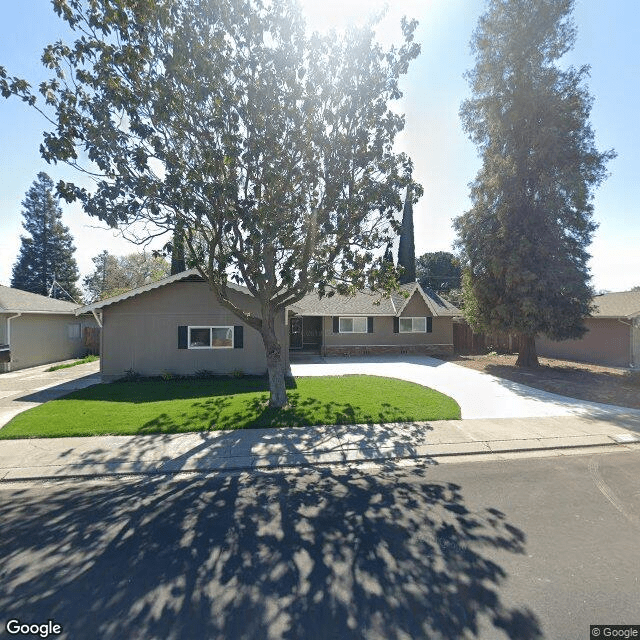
[
  {"left": 536, "top": 290, "right": 640, "bottom": 368},
  {"left": 76, "top": 270, "right": 289, "bottom": 381},
  {"left": 77, "top": 270, "right": 461, "bottom": 381},
  {"left": 0, "top": 285, "right": 97, "bottom": 372},
  {"left": 289, "top": 282, "right": 460, "bottom": 357}
]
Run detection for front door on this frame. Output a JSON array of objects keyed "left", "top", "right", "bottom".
[{"left": 290, "top": 316, "right": 303, "bottom": 350}]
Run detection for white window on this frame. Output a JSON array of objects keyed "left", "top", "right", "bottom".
[
  {"left": 339, "top": 317, "right": 368, "bottom": 333},
  {"left": 67, "top": 323, "right": 81, "bottom": 339},
  {"left": 188, "top": 326, "right": 233, "bottom": 349},
  {"left": 399, "top": 317, "right": 427, "bottom": 333}
]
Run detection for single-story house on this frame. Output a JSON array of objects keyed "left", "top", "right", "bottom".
[
  {"left": 290, "top": 282, "right": 460, "bottom": 357},
  {"left": 536, "top": 290, "right": 640, "bottom": 368},
  {"left": 77, "top": 270, "right": 460, "bottom": 381},
  {"left": 76, "top": 270, "right": 289, "bottom": 381},
  {"left": 0, "top": 285, "right": 97, "bottom": 372}
]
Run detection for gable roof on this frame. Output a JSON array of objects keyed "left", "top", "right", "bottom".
[
  {"left": 592, "top": 290, "right": 640, "bottom": 319},
  {"left": 292, "top": 282, "right": 461, "bottom": 317},
  {"left": 76, "top": 269, "right": 250, "bottom": 314},
  {"left": 0, "top": 285, "right": 79, "bottom": 314}
]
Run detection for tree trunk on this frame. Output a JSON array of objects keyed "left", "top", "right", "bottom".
[
  {"left": 261, "top": 314, "right": 288, "bottom": 408},
  {"left": 515, "top": 334, "right": 539, "bottom": 368}
]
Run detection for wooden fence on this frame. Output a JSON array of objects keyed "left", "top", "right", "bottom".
[
  {"left": 453, "top": 320, "right": 518, "bottom": 355},
  {"left": 83, "top": 327, "right": 100, "bottom": 355}
]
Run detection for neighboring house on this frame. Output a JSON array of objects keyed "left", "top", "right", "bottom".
[
  {"left": 77, "top": 270, "right": 289, "bottom": 382},
  {"left": 0, "top": 285, "right": 96, "bottom": 372},
  {"left": 290, "top": 282, "right": 460, "bottom": 357},
  {"left": 77, "top": 270, "right": 461, "bottom": 381},
  {"left": 536, "top": 290, "right": 640, "bottom": 368}
]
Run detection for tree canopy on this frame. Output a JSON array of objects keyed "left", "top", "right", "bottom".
[
  {"left": 416, "top": 252, "right": 461, "bottom": 293},
  {"left": 1, "top": 0, "right": 420, "bottom": 404},
  {"left": 11, "top": 172, "right": 81, "bottom": 301},
  {"left": 455, "top": 0, "right": 615, "bottom": 367},
  {"left": 83, "top": 250, "right": 169, "bottom": 303}
]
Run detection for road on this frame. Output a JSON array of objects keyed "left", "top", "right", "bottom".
[{"left": 1, "top": 450, "right": 639, "bottom": 640}]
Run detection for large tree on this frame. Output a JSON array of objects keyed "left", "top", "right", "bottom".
[
  {"left": 397, "top": 187, "right": 416, "bottom": 284},
  {"left": 11, "top": 172, "right": 81, "bottom": 301},
  {"left": 455, "top": 0, "right": 615, "bottom": 367},
  {"left": 1, "top": 0, "right": 419, "bottom": 406},
  {"left": 83, "top": 250, "right": 169, "bottom": 302},
  {"left": 416, "top": 251, "right": 461, "bottom": 293}
]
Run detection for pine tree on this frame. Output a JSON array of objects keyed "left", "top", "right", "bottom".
[
  {"left": 11, "top": 172, "right": 81, "bottom": 301},
  {"left": 397, "top": 186, "right": 416, "bottom": 284},
  {"left": 170, "top": 221, "right": 186, "bottom": 275},
  {"left": 455, "top": 0, "right": 615, "bottom": 367}
]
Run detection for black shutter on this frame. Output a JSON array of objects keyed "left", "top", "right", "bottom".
[
  {"left": 427, "top": 317, "right": 433, "bottom": 333},
  {"left": 178, "top": 326, "right": 188, "bottom": 349},
  {"left": 393, "top": 317, "right": 399, "bottom": 334},
  {"left": 234, "top": 325, "right": 244, "bottom": 348},
  {"left": 333, "top": 316, "right": 339, "bottom": 333},
  {"left": 367, "top": 317, "right": 374, "bottom": 333}
]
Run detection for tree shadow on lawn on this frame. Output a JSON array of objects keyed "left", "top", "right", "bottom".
[
  {"left": 139, "top": 393, "right": 429, "bottom": 434},
  {"left": 0, "top": 468, "right": 543, "bottom": 639}
]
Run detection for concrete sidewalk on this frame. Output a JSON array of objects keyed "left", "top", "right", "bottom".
[{"left": 2, "top": 413, "right": 640, "bottom": 481}]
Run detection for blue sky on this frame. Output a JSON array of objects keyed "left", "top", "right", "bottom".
[{"left": 1, "top": 0, "right": 638, "bottom": 292}]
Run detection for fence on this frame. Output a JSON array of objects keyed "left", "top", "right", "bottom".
[
  {"left": 453, "top": 320, "right": 518, "bottom": 355},
  {"left": 83, "top": 327, "right": 100, "bottom": 355}
]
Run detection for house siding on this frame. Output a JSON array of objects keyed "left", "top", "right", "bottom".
[
  {"left": 536, "top": 318, "right": 632, "bottom": 368},
  {"left": 321, "top": 292, "right": 454, "bottom": 357},
  {"left": 2, "top": 313, "right": 92, "bottom": 371},
  {"left": 632, "top": 318, "right": 640, "bottom": 368},
  {"left": 100, "top": 281, "right": 287, "bottom": 380}
]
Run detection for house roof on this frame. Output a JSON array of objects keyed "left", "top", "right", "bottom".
[
  {"left": 292, "top": 282, "right": 461, "bottom": 317},
  {"left": 0, "top": 285, "right": 79, "bottom": 314},
  {"left": 75, "top": 269, "right": 250, "bottom": 314},
  {"left": 592, "top": 290, "right": 640, "bottom": 319}
]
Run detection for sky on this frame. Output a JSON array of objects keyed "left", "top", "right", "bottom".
[{"left": 0, "top": 0, "right": 638, "bottom": 294}]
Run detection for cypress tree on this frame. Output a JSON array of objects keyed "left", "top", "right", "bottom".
[
  {"left": 397, "top": 186, "right": 416, "bottom": 284},
  {"left": 11, "top": 172, "right": 81, "bottom": 301},
  {"left": 170, "top": 220, "right": 186, "bottom": 275},
  {"left": 455, "top": 0, "right": 615, "bottom": 368}
]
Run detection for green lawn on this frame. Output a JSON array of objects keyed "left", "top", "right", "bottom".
[
  {"left": 46, "top": 354, "right": 99, "bottom": 372},
  {"left": 0, "top": 375, "right": 460, "bottom": 439}
]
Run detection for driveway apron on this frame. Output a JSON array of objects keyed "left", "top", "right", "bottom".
[{"left": 290, "top": 355, "right": 640, "bottom": 420}]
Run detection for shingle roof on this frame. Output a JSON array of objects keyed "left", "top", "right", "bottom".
[
  {"left": 76, "top": 269, "right": 251, "bottom": 313},
  {"left": 0, "top": 285, "right": 79, "bottom": 314},
  {"left": 292, "top": 283, "right": 461, "bottom": 317},
  {"left": 592, "top": 290, "right": 640, "bottom": 319}
]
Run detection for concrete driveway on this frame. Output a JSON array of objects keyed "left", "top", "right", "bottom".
[
  {"left": 0, "top": 360, "right": 101, "bottom": 428},
  {"left": 290, "top": 355, "right": 640, "bottom": 420}
]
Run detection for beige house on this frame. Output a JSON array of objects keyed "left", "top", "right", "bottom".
[
  {"left": 0, "top": 285, "right": 96, "bottom": 372},
  {"left": 536, "top": 290, "right": 640, "bottom": 368},
  {"left": 290, "top": 282, "right": 460, "bottom": 357},
  {"left": 77, "top": 270, "right": 289, "bottom": 381},
  {"left": 78, "top": 271, "right": 460, "bottom": 381}
]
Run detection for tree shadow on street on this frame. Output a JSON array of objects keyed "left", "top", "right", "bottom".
[{"left": 0, "top": 467, "right": 542, "bottom": 639}]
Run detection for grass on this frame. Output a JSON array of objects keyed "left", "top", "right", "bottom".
[
  {"left": 0, "top": 375, "right": 461, "bottom": 439},
  {"left": 46, "top": 354, "right": 99, "bottom": 372}
]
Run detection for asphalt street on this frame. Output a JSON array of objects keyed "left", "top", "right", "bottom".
[{"left": 1, "top": 450, "right": 639, "bottom": 640}]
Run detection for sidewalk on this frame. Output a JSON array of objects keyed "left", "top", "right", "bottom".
[{"left": 2, "top": 413, "right": 640, "bottom": 481}]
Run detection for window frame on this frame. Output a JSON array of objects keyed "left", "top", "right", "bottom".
[
  {"left": 187, "top": 326, "right": 234, "bottom": 349},
  {"left": 399, "top": 317, "right": 428, "bottom": 333},
  {"left": 67, "top": 323, "right": 81, "bottom": 340},
  {"left": 338, "top": 316, "right": 369, "bottom": 334}
]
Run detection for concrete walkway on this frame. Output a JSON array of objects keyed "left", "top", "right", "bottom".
[
  {"left": 0, "top": 360, "right": 101, "bottom": 428},
  {"left": 1, "top": 414, "right": 640, "bottom": 481}
]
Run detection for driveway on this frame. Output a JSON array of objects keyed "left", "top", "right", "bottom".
[
  {"left": 290, "top": 355, "right": 640, "bottom": 420},
  {"left": 0, "top": 360, "right": 101, "bottom": 428}
]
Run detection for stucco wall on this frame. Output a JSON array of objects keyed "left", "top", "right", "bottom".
[
  {"left": 5, "top": 313, "right": 94, "bottom": 371},
  {"left": 101, "top": 281, "right": 287, "bottom": 380},
  {"left": 321, "top": 292, "right": 454, "bottom": 354},
  {"left": 632, "top": 318, "right": 640, "bottom": 368},
  {"left": 536, "top": 318, "right": 632, "bottom": 368},
  {"left": 0, "top": 314, "right": 7, "bottom": 344}
]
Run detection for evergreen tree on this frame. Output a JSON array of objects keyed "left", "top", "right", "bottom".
[
  {"left": 383, "top": 243, "right": 394, "bottom": 266},
  {"left": 455, "top": 0, "right": 615, "bottom": 367},
  {"left": 11, "top": 172, "right": 80, "bottom": 301},
  {"left": 170, "top": 221, "right": 186, "bottom": 275},
  {"left": 397, "top": 186, "right": 416, "bottom": 284},
  {"left": 416, "top": 252, "right": 461, "bottom": 293}
]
